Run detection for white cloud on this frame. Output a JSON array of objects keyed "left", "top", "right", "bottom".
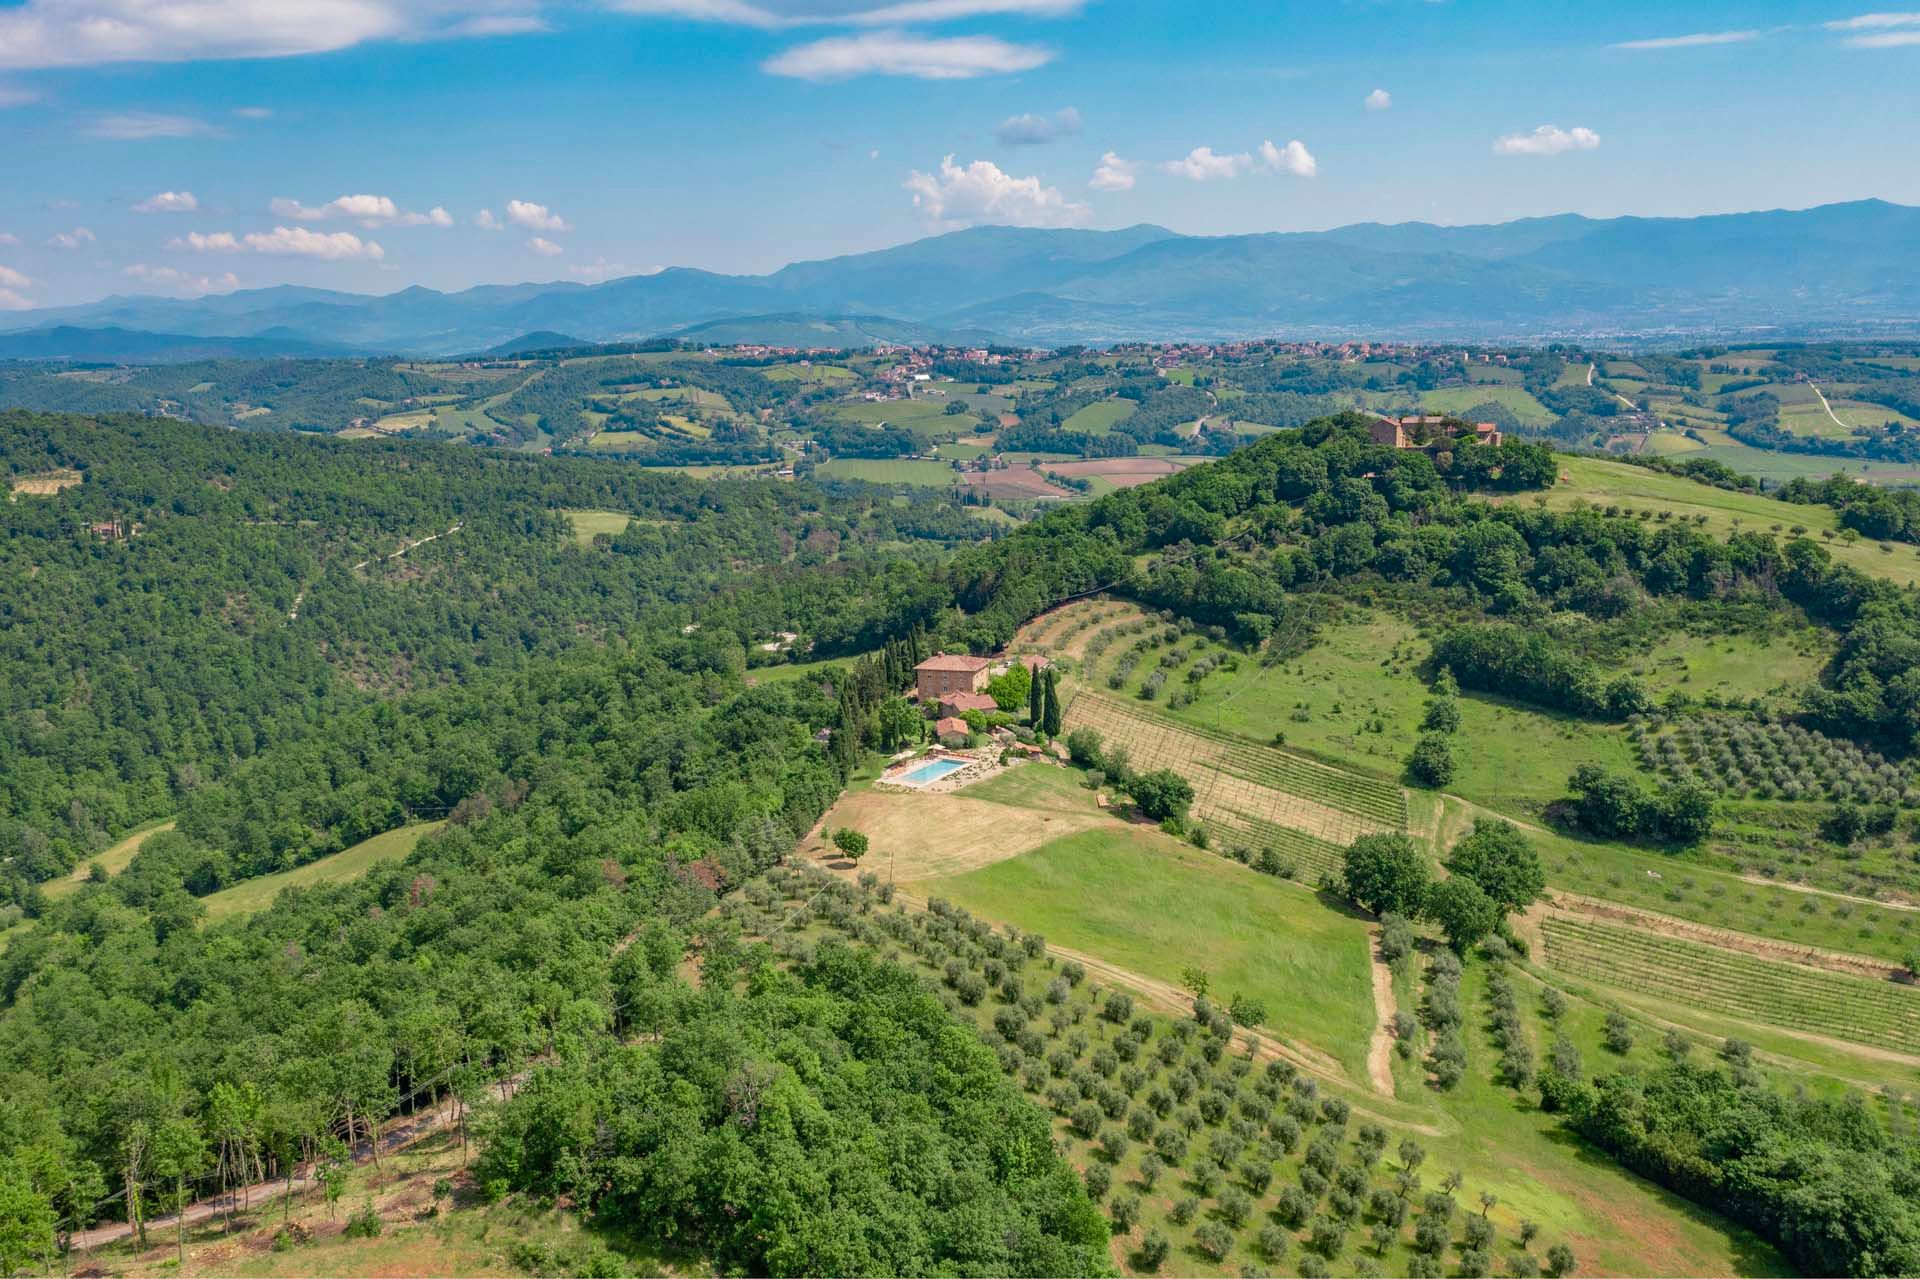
[
  {"left": 1364, "top": 87, "right": 1391, "bottom": 110},
  {"left": 566, "top": 258, "right": 632, "bottom": 282},
  {"left": 270, "top": 193, "right": 451, "bottom": 227},
  {"left": 82, "top": 111, "right": 220, "bottom": 139},
  {"left": 171, "top": 226, "right": 384, "bottom": 260},
  {"left": 46, "top": 226, "right": 95, "bottom": 249},
  {"left": 1088, "top": 151, "right": 1136, "bottom": 192},
  {"left": 1162, "top": 146, "right": 1252, "bottom": 181},
  {"left": 506, "top": 199, "right": 570, "bottom": 231},
  {"left": 0, "top": 265, "right": 32, "bottom": 289},
  {"left": 123, "top": 262, "right": 238, "bottom": 295},
  {"left": 764, "top": 31, "right": 1050, "bottom": 79},
  {"left": 0, "top": 288, "right": 33, "bottom": 311},
  {"left": 448, "top": 12, "right": 548, "bottom": 35},
  {"left": 1493, "top": 124, "right": 1601, "bottom": 156},
  {"left": 1258, "top": 138, "right": 1317, "bottom": 177},
  {"left": 133, "top": 190, "right": 199, "bottom": 213},
  {"left": 0, "top": 0, "right": 547, "bottom": 70},
  {"left": 904, "top": 154, "right": 1089, "bottom": 228},
  {"left": 474, "top": 208, "right": 503, "bottom": 230},
  {"left": 0, "top": 84, "right": 40, "bottom": 107},
  {"left": 527, "top": 236, "right": 563, "bottom": 256},
  {"left": 0, "top": 233, "right": 19, "bottom": 246},
  {"left": 1610, "top": 29, "right": 1762, "bottom": 49},
  {"left": 996, "top": 106, "right": 1080, "bottom": 146},
  {"left": 610, "top": 0, "right": 1081, "bottom": 28},
  {"left": 1828, "top": 12, "right": 1920, "bottom": 44},
  {"left": 233, "top": 105, "right": 273, "bottom": 118}
]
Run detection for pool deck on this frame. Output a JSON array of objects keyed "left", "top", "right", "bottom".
[{"left": 874, "top": 747, "right": 1000, "bottom": 794}]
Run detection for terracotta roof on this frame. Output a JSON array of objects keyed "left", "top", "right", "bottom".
[
  {"left": 939, "top": 691, "right": 999, "bottom": 713},
  {"left": 916, "top": 652, "right": 991, "bottom": 672},
  {"left": 1017, "top": 653, "right": 1052, "bottom": 672},
  {"left": 935, "top": 716, "right": 970, "bottom": 736}
]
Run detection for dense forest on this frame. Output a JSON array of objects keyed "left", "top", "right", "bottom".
[{"left": 0, "top": 411, "right": 974, "bottom": 897}]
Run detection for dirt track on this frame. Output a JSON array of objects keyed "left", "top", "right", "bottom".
[{"left": 1365, "top": 924, "right": 1399, "bottom": 1097}]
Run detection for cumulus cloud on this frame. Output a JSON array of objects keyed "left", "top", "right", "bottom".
[
  {"left": 527, "top": 236, "right": 563, "bottom": 256},
  {"left": 765, "top": 31, "right": 1050, "bottom": 79},
  {"left": 506, "top": 199, "right": 570, "bottom": 231},
  {"left": 1610, "top": 29, "right": 1762, "bottom": 49},
  {"left": 566, "top": 258, "right": 633, "bottom": 282},
  {"left": 611, "top": 0, "right": 1081, "bottom": 28},
  {"left": 0, "top": 288, "right": 32, "bottom": 311},
  {"left": 996, "top": 106, "right": 1080, "bottom": 146},
  {"left": 0, "top": 233, "right": 19, "bottom": 246},
  {"left": 1088, "top": 151, "right": 1137, "bottom": 192},
  {"left": 473, "top": 208, "right": 503, "bottom": 230},
  {"left": 171, "top": 226, "right": 385, "bottom": 260},
  {"left": 46, "top": 226, "right": 95, "bottom": 249},
  {"left": 270, "top": 193, "right": 452, "bottom": 227},
  {"left": 0, "top": 265, "right": 32, "bottom": 290},
  {"left": 1827, "top": 11, "right": 1920, "bottom": 45},
  {"left": 0, "top": 0, "right": 547, "bottom": 70},
  {"left": 1493, "top": 124, "right": 1601, "bottom": 156},
  {"left": 133, "top": 190, "right": 199, "bottom": 213},
  {"left": 82, "top": 111, "right": 220, "bottom": 139},
  {"left": 904, "top": 155, "right": 1089, "bottom": 228},
  {"left": 123, "top": 262, "right": 238, "bottom": 295},
  {"left": 1258, "top": 138, "right": 1317, "bottom": 177},
  {"left": 1364, "top": 87, "right": 1391, "bottom": 110},
  {"left": 1162, "top": 146, "right": 1252, "bottom": 181}
]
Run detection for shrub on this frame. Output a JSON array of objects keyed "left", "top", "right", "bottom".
[{"left": 1138, "top": 1230, "right": 1170, "bottom": 1271}]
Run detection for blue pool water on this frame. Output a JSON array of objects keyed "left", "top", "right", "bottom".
[{"left": 900, "top": 757, "right": 970, "bottom": 786}]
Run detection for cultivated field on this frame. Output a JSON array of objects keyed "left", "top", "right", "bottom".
[
  {"left": 1540, "top": 913, "right": 1920, "bottom": 1057},
  {"left": 1048, "top": 457, "right": 1201, "bottom": 487},
  {"left": 960, "top": 468, "right": 1075, "bottom": 499},
  {"left": 1063, "top": 688, "right": 1406, "bottom": 857},
  {"left": 1060, "top": 399, "right": 1137, "bottom": 434},
  {"left": 816, "top": 457, "right": 957, "bottom": 486}
]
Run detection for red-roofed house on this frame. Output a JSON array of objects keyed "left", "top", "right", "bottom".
[
  {"left": 915, "top": 652, "right": 991, "bottom": 701},
  {"left": 938, "top": 691, "right": 999, "bottom": 716},
  {"left": 934, "top": 716, "right": 971, "bottom": 746}
]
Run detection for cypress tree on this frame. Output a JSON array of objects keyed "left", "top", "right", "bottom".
[
  {"left": 1028, "top": 666, "right": 1043, "bottom": 727},
  {"left": 1042, "top": 669, "right": 1063, "bottom": 736}
]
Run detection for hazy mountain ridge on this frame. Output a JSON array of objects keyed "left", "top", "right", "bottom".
[{"left": 3, "top": 200, "right": 1916, "bottom": 356}]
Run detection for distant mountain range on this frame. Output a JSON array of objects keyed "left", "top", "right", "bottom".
[{"left": 4, "top": 200, "right": 1917, "bottom": 358}]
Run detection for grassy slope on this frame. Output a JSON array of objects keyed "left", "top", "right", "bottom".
[
  {"left": 199, "top": 822, "right": 446, "bottom": 923},
  {"left": 1420, "top": 385, "right": 1555, "bottom": 427},
  {"left": 815, "top": 458, "right": 956, "bottom": 487},
  {"left": 1515, "top": 456, "right": 1920, "bottom": 586}
]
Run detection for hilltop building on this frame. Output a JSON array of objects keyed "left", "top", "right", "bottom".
[{"left": 1369, "top": 415, "right": 1502, "bottom": 451}]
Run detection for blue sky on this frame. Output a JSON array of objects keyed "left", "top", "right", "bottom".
[{"left": 1, "top": 0, "right": 1916, "bottom": 308}]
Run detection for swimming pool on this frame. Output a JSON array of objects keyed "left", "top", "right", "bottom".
[{"left": 898, "top": 757, "right": 970, "bottom": 787}]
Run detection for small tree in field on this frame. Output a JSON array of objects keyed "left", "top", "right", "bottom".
[
  {"left": 1341, "top": 834, "right": 1431, "bottom": 917},
  {"left": 832, "top": 828, "right": 868, "bottom": 864}
]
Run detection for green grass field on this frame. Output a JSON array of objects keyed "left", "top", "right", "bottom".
[
  {"left": 1158, "top": 613, "right": 1637, "bottom": 816},
  {"left": 1629, "top": 627, "right": 1830, "bottom": 701},
  {"left": 199, "top": 822, "right": 445, "bottom": 923},
  {"left": 815, "top": 457, "right": 957, "bottom": 486},
  {"left": 1419, "top": 385, "right": 1555, "bottom": 427},
  {"left": 560, "top": 509, "right": 632, "bottom": 546},
  {"left": 916, "top": 825, "right": 1378, "bottom": 1078},
  {"left": 1061, "top": 399, "right": 1137, "bottom": 434}
]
